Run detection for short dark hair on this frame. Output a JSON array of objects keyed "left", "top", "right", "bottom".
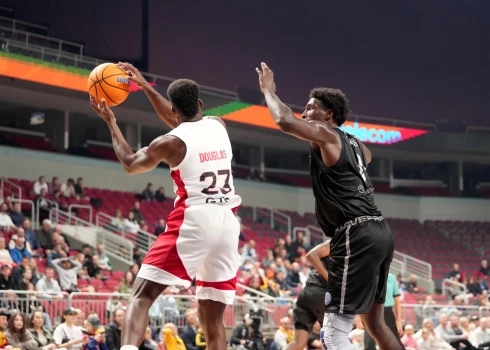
[
  {"left": 167, "top": 79, "right": 200, "bottom": 119},
  {"left": 309, "top": 88, "right": 350, "bottom": 126}
]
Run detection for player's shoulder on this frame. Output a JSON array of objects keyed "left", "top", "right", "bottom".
[{"left": 204, "top": 116, "right": 226, "bottom": 128}]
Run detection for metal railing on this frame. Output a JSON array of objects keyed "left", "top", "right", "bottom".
[
  {"left": 0, "top": 15, "right": 49, "bottom": 36},
  {"left": 442, "top": 278, "right": 468, "bottom": 298},
  {"left": 1, "top": 38, "right": 237, "bottom": 101},
  {"left": 0, "top": 176, "right": 22, "bottom": 200},
  {"left": 389, "top": 258, "right": 406, "bottom": 277},
  {"left": 393, "top": 251, "right": 432, "bottom": 281},
  {"left": 0, "top": 23, "right": 83, "bottom": 55},
  {"left": 48, "top": 206, "right": 134, "bottom": 265},
  {"left": 271, "top": 210, "right": 291, "bottom": 236},
  {"left": 68, "top": 204, "right": 93, "bottom": 224},
  {"left": 95, "top": 211, "right": 156, "bottom": 254}
]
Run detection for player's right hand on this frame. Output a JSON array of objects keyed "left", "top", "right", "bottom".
[
  {"left": 90, "top": 97, "right": 116, "bottom": 124},
  {"left": 118, "top": 62, "right": 148, "bottom": 88}
]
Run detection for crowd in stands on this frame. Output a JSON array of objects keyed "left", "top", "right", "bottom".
[{"left": 4, "top": 176, "right": 490, "bottom": 349}]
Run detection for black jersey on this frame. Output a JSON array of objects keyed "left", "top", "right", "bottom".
[
  {"left": 305, "top": 257, "right": 329, "bottom": 288},
  {"left": 309, "top": 128, "right": 382, "bottom": 233}
]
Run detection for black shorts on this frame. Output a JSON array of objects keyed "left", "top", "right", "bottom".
[
  {"left": 294, "top": 284, "right": 325, "bottom": 332},
  {"left": 325, "top": 217, "right": 394, "bottom": 315}
]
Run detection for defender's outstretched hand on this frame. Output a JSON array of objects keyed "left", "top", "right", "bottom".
[
  {"left": 256, "top": 62, "right": 276, "bottom": 94},
  {"left": 118, "top": 62, "right": 148, "bottom": 88},
  {"left": 90, "top": 96, "right": 115, "bottom": 124}
]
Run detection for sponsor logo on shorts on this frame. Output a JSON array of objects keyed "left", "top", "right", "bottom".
[{"left": 324, "top": 292, "right": 332, "bottom": 306}]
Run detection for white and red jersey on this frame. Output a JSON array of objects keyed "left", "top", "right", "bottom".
[{"left": 167, "top": 117, "right": 241, "bottom": 210}]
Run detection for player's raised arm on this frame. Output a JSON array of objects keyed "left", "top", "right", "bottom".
[
  {"left": 306, "top": 239, "right": 331, "bottom": 282},
  {"left": 90, "top": 97, "right": 178, "bottom": 175},
  {"left": 117, "top": 62, "right": 178, "bottom": 129},
  {"left": 256, "top": 62, "right": 338, "bottom": 143}
]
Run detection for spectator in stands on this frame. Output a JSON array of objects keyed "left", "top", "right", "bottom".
[
  {"left": 29, "top": 309, "right": 57, "bottom": 350},
  {"left": 406, "top": 274, "right": 419, "bottom": 294},
  {"left": 479, "top": 260, "right": 490, "bottom": 277},
  {"left": 74, "top": 178, "right": 89, "bottom": 200},
  {"left": 400, "top": 324, "right": 417, "bottom": 350},
  {"left": 52, "top": 257, "right": 83, "bottom": 293},
  {"left": 85, "top": 255, "right": 104, "bottom": 280},
  {"left": 0, "top": 203, "right": 14, "bottom": 231},
  {"left": 447, "top": 263, "right": 464, "bottom": 283},
  {"left": 161, "top": 323, "right": 185, "bottom": 350},
  {"left": 242, "top": 240, "right": 258, "bottom": 262},
  {"left": 22, "top": 219, "right": 39, "bottom": 254},
  {"left": 261, "top": 249, "right": 274, "bottom": 269},
  {"left": 305, "top": 321, "right": 322, "bottom": 350},
  {"left": 473, "top": 317, "right": 490, "bottom": 349},
  {"left": 47, "top": 244, "right": 68, "bottom": 268},
  {"left": 3, "top": 311, "right": 37, "bottom": 350},
  {"left": 9, "top": 228, "right": 32, "bottom": 254},
  {"left": 299, "top": 259, "right": 310, "bottom": 287},
  {"left": 36, "top": 188, "right": 53, "bottom": 222},
  {"left": 53, "top": 307, "right": 85, "bottom": 350},
  {"left": 0, "top": 237, "right": 12, "bottom": 264},
  {"left": 416, "top": 327, "right": 431, "bottom": 350},
  {"left": 106, "top": 293, "right": 124, "bottom": 320},
  {"left": 9, "top": 202, "right": 24, "bottom": 228},
  {"left": 81, "top": 245, "right": 92, "bottom": 260},
  {"left": 54, "top": 235, "right": 70, "bottom": 255},
  {"left": 235, "top": 213, "right": 248, "bottom": 242},
  {"left": 230, "top": 314, "right": 252, "bottom": 349},
  {"left": 61, "top": 179, "right": 76, "bottom": 199},
  {"left": 49, "top": 177, "right": 62, "bottom": 196},
  {"left": 438, "top": 314, "right": 477, "bottom": 349},
  {"left": 36, "top": 266, "right": 63, "bottom": 299},
  {"left": 123, "top": 212, "right": 140, "bottom": 234},
  {"left": 288, "top": 232, "right": 307, "bottom": 262},
  {"left": 14, "top": 267, "right": 33, "bottom": 290},
  {"left": 142, "top": 327, "right": 158, "bottom": 350},
  {"left": 415, "top": 318, "right": 452, "bottom": 349},
  {"left": 33, "top": 176, "right": 48, "bottom": 196},
  {"left": 37, "top": 219, "right": 54, "bottom": 255},
  {"left": 84, "top": 315, "right": 108, "bottom": 350},
  {"left": 29, "top": 259, "right": 41, "bottom": 283},
  {"left": 118, "top": 272, "right": 134, "bottom": 294},
  {"left": 286, "top": 262, "right": 301, "bottom": 290},
  {"left": 1, "top": 196, "right": 13, "bottom": 212},
  {"left": 141, "top": 183, "right": 155, "bottom": 202},
  {"left": 467, "top": 276, "right": 483, "bottom": 297},
  {"left": 155, "top": 186, "right": 166, "bottom": 203},
  {"left": 129, "top": 264, "right": 139, "bottom": 279},
  {"left": 111, "top": 209, "right": 124, "bottom": 230},
  {"left": 181, "top": 308, "right": 198, "bottom": 350},
  {"left": 10, "top": 236, "right": 32, "bottom": 263},
  {"left": 154, "top": 219, "right": 166, "bottom": 236},
  {"left": 0, "top": 264, "right": 13, "bottom": 290},
  {"left": 131, "top": 202, "right": 145, "bottom": 224},
  {"left": 74, "top": 310, "right": 85, "bottom": 328},
  {"left": 274, "top": 317, "right": 294, "bottom": 350},
  {"left": 105, "top": 308, "right": 125, "bottom": 350},
  {"left": 95, "top": 244, "right": 112, "bottom": 271},
  {"left": 0, "top": 308, "right": 8, "bottom": 332}
]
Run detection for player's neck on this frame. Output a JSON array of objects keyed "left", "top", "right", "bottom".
[{"left": 179, "top": 114, "right": 203, "bottom": 124}]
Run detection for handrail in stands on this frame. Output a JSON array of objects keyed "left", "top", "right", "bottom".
[
  {"left": 49, "top": 206, "right": 134, "bottom": 265},
  {"left": 0, "top": 176, "right": 22, "bottom": 200},
  {"left": 0, "top": 15, "right": 49, "bottom": 34},
  {"left": 36, "top": 197, "right": 59, "bottom": 226},
  {"left": 0, "top": 125, "right": 46, "bottom": 138},
  {"left": 442, "top": 278, "right": 468, "bottom": 299},
  {"left": 271, "top": 210, "right": 291, "bottom": 236},
  {"left": 68, "top": 204, "right": 93, "bottom": 224},
  {"left": 0, "top": 23, "right": 83, "bottom": 55},
  {"left": 95, "top": 211, "right": 156, "bottom": 254}
]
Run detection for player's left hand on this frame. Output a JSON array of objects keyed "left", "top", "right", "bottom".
[
  {"left": 256, "top": 62, "right": 276, "bottom": 94},
  {"left": 396, "top": 320, "right": 403, "bottom": 336},
  {"left": 90, "top": 96, "right": 116, "bottom": 124}
]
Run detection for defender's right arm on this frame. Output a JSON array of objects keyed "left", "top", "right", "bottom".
[{"left": 118, "top": 62, "right": 177, "bottom": 129}]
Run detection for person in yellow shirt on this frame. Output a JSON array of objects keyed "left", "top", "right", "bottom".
[
  {"left": 161, "top": 324, "right": 186, "bottom": 350},
  {"left": 194, "top": 326, "right": 206, "bottom": 350},
  {"left": 273, "top": 317, "right": 294, "bottom": 350}
]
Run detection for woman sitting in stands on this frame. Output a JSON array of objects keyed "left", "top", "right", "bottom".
[
  {"left": 111, "top": 209, "right": 124, "bottom": 230},
  {"left": 118, "top": 272, "right": 134, "bottom": 294},
  {"left": 28, "top": 309, "right": 57, "bottom": 350},
  {"left": 3, "top": 311, "right": 37, "bottom": 350},
  {"left": 52, "top": 307, "right": 85, "bottom": 350}
]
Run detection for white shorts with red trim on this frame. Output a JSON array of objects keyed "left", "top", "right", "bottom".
[{"left": 137, "top": 204, "right": 240, "bottom": 304}]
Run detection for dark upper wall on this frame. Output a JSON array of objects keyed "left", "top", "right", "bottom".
[
  {"left": 148, "top": 0, "right": 490, "bottom": 126},
  {"left": 1, "top": 0, "right": 489, "bottom": 125}
]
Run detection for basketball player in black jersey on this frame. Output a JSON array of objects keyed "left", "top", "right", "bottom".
[
  {"left": 256, "top": 63, "right": 402, "bottom": 350},
  {"left": 285, "top": 239, "right": 330, "bottom": 350}
]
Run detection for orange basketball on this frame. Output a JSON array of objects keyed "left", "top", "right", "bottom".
[{"left": 87, "top": 63, "right": 130, "bottom": 107}]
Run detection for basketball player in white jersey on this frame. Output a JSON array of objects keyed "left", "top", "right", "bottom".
[{"left": 90, "top": 63, "right": 241, "bottom": 350}]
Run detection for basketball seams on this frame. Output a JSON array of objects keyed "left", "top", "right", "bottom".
[{"left": 88, "top": 63, "right": 130, "bottom": 106}]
